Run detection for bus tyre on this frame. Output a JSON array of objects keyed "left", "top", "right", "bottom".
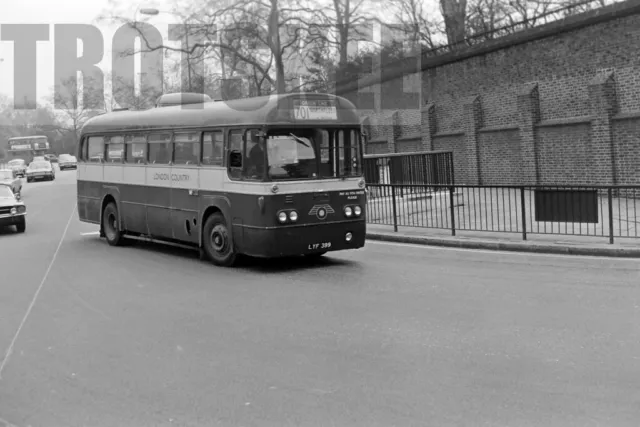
[
  {"left": 203, "top": 213, "right": 237, "bottom": 267},
  {"left": 102, "top": 202, "right": 126, "bottom": 247}
]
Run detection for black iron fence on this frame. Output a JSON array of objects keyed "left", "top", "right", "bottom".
[
  {"left": 366, "top": 184, "right": 640, "bottom": 243},
  {"left": 364, "top": 151, "right": 454, "bottom": 196}
]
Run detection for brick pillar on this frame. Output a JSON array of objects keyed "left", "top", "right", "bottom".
[
  {"left": 463, "top": 95, "right": 482, "bottom": 184},
  {"left": 360, "top": 115, "right": 371, "bottom": 153},
  {"left": 588, "top": 70, "right": 617, "bottom": 185},
  {"left": 387, "top": 110, "right": 399, "bottom": 153},
  {"left": 421, "top": 103, "right": 436, "bottom": 151},
  {"left": 517, "top": 82, "right": 540, "bottom": 185}
]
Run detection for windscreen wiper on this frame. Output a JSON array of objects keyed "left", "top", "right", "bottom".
[{"left": 289, "top": 133, "right": 310, "bottom": 148}]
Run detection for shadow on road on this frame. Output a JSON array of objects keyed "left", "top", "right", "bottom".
[{"left": 79, "top": 236, "right": 358, "bottom": 273}]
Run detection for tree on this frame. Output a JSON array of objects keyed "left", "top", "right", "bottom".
[{"left": 52, "top": 76, "right": 105, "bottom": 151}]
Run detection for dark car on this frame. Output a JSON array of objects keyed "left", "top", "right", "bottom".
[
  {"left": 7, "top": 159, "right": 27, "bottom": 177},
  {"left": 0, "top": 183, "right": 26, "bottom": 232},
  {"left": 26, "top": 160, "right": 55, "bottom": 182}
]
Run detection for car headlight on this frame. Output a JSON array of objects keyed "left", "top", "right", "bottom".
[
  {"left": 278, "top": 211, "right": 288, "bottom": 223},
  {"left": 344, "top": 206, "right": 353, "bottom": 217},
  {"left": 17, "top": 205, "right": 26, "bottom": 213},
  {"left": 10, "top": 207, "right": 16, "bottom": 215},
  {"left": 289, "top": 211, "right": 298, "bottom": 221},
  {"left": 354, "top": 205, "right": 362, "bottom": 216}
]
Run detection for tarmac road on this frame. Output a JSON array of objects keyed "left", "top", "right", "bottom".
[{"left": 0, "top": 170, "right": 639, "bottom": 427}]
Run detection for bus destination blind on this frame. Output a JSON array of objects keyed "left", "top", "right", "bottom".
[{"left": 293, "top": 99, "right": 337, "bottom": 120}]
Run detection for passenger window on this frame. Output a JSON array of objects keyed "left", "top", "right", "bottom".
[
  {"left": 106, "top": 136, "right": 125, "bottom": 163},
  {"left": 87, "top": 136, "right": 105, "bottom": 162},
  {"left": 173, "top": 132, "right": 200, "bottom": 165},
  {"left": 125, "top": 134, "right": 147, "bottom": 164},
  {"left": 148, "top": 133, "right": 172, "bottom": 164},
  {"left": 244, "top": 129, "right": 264, "bottom": 180},
  {"left": 202, "top": 131, "right": 223, "bottom": 166},
  {"left": 228, "top": 130, "right": 243, "bottom": 179}
]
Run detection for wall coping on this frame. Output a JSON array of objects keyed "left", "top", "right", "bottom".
[{"left": 336, "top": 0, "right": 640, "bottom": 95}]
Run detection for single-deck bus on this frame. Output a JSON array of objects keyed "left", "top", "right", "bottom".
[{"left": 77, "top": 92, "right": 366, "bottom": 266}]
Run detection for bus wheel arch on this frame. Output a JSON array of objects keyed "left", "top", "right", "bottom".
[
  {"left": 201, "top": 207, "right": 237, "bottom": 267},
  {"left": 100, "top": 195, "right": 126, "bottom": 246}
]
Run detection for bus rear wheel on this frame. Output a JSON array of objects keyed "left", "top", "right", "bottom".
[
  {"left": 102, "top": 202, "right": 126, "bottom": 246},
  {"left": 202, "top": 213, "right": 237, "bottom": 267}
]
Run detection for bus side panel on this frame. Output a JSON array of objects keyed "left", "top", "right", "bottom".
[
  {"left": 121, "top": 166, "right": 147, "bottom": 234},
  {"left": 145, "top": 166, "right": 172, "bottom": 239},
  {"left": 77, "top": 164, "right": 103, "bottom": 223},
  {"left": 170, "top": 166, "right": 200, "bottom": 244}
]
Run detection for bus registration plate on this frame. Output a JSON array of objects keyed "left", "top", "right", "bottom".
[
  {"left": 293, "top": 100, "right": 337, "bottom": 120},
  {"left": 308, "top": 242, "right": 332, "bottom": 250}
]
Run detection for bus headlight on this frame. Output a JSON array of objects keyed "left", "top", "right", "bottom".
[
  {"left": 353, "top": 205, "right": 362, "bottom": 216},
  {"left": 344, "top": 206, "right": 353, "bottom": 217},
  {"left": 278, "top": 211, "right": 288, "bottom": 223},
  {"left": 289, "top": 211, "right": 298, "bottom": 221}
]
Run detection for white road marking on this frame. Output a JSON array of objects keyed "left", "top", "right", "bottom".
[
  {"left": 0, "top": 203, "right": 77, "bottom": 380},
  {"left": 366, "top": 239, "right": 640, "bottom": 261},
  {"left": 80, "top": 231, "right": 100, "bottom": 236}
]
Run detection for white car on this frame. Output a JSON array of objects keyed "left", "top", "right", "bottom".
[
  {"left": 0, "top": 169, "right": 22, "bottom": 196},
  {"left": 58, "top": 154, "right": 78, "bottom": 171}
]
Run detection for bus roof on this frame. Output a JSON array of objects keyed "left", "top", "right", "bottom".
[
  {"left": 81, "top": 93, "right": 362, "bottom": 136},
  {"left": 8, "top": 135, "right": 47, "bottom": 140}
]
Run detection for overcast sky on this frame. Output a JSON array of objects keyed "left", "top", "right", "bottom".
[
  {"left": 0, "top": 0, "right": 181, "bottom": 105},
  {"left": 0, "top": 0, "right": 440, "bottom": 107}
]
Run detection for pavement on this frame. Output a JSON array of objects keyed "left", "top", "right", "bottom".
[
  {"left": 366, "top": 188, "right": 640, "bottom": 257},
  {"left": 1, "top": 171, "right": 640, "bottom": 427}
]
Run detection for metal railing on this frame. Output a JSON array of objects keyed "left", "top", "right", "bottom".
[{"left": 366, "top": 184, "right": 640, "bottom": 243}]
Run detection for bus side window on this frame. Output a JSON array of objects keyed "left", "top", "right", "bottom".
[
  {"left": 148, "top": 133, "right": 172, "bottom": 164},
  {"left": 228, "top": 130, "right": 243, "bottom": 179},
  {"left": 106, "top": 136, "right": 125, "bottom": 163},
  {"left": 125, "top": 134, "right": 147, "bottom": 164},
  {"left": 202, "top": 131, "right": 223, "bottom": 166},
  {"left": 87, "top": 136, "right": 105, "bottom": 163},
  {"left": 173, "top": 132, "right": 200, "bottom": 165}
]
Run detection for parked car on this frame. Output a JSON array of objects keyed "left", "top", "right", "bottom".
[
  {"left": 32, "top": 156, "right": 46, "bottom": 163},
  {"left": 0, "top": 183, "right": 26, "bottom": 232},
  {"left": 7, "top": 159, "right": 27, "bottom": 177},
  {"left": 44, "top": 154, "right": 58, "bottom": 163},
  {"left": 26, "top": 161, "right": 55, "bottom": 182},
  {"left": 0, "top": 169, "right": 23, "bottom": 196},
  {"left": 58, "top": 154, "right": 78, "bottom": 170}
]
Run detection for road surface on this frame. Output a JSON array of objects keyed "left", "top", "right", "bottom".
[{"left": 0, "top": 170, "right": 639, "bottom": 427}]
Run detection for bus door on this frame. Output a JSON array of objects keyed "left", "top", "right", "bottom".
[{"left": 170, "top": 132, "right": 200, "bottom": 244}]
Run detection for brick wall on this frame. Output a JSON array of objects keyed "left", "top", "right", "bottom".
[{"left": 345, "top": 0, "right": 640, "bottom": 186}]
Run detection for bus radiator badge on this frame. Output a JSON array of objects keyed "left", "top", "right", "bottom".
[{"left": 309, "top": 204, "right": 334, "bottom": 220}]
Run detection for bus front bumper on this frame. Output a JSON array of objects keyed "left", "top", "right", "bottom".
[{"left": 236, "top": 220, "right": 366, "bottom": 258}]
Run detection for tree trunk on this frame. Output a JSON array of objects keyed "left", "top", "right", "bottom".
[{"left": 440, "top": 0, "right": 467, "bottom": 46}]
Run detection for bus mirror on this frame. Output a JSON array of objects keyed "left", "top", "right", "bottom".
[{"left": 229, "top": 150, "right": 242, "bottom": 168}]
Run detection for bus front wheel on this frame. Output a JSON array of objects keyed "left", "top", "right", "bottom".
[
  {"left": 102, "top": 202, "right": 126, "bottom": 247},
  {"left": 202, "top": 212, "right": 237, "bottom": 267}
]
